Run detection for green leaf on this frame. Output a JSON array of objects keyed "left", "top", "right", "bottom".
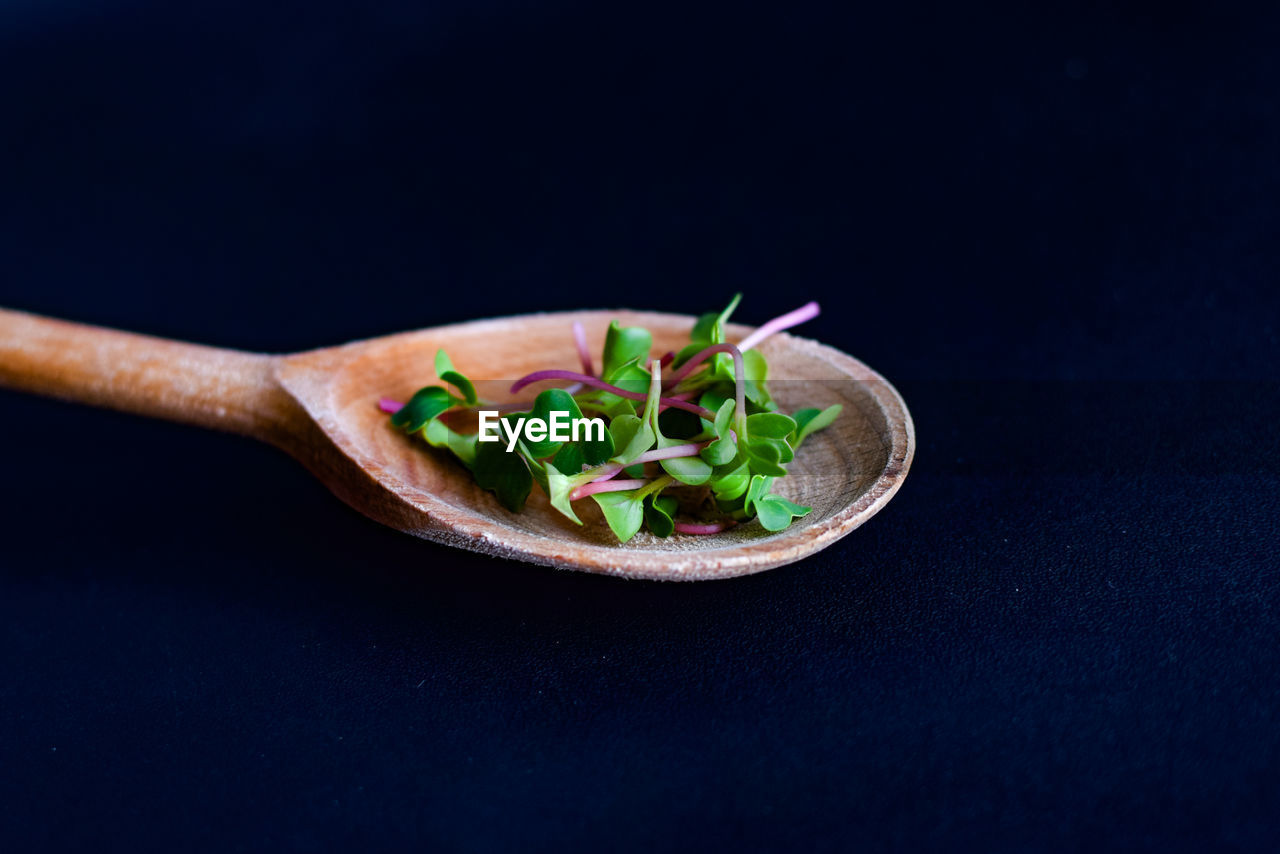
[
  {"left": 790, "top": 408, "right": 820, "bottom": 440},
  {"left": 422, "top": 418, "right": 478, "bottom": 468},
  {"left": 521, "top": 389, "right": 584, "bottom": 459},
  {"left": 713, "top": 398, "right": 735, "bottom": 435},
  {"left": 742, "top": 349, "right": 773, "bottom": 408},
  {"left": 546, "top": 469, "right": 584, "bottom": 525},
  {"left": 433, "top": 349, "right": 454, "bottom": 377},
  {"left": 710, "top": 462, "right": 750, "bottom": 501},
  {"left": 691, "top": 292, "right": 741, "bottom": 345},
  {"left": 744, "top": 475, "right": 774, "bottom": 514},
  {"left": 698, "top": 386, "right": 734, "bottom": 421},
  {"left": 791, "top": 404, "right": 842, "bottom": 447},
  {"left": 472, "top": 439, "right": 533, "bottom": 512},
  {"left": 701, "top": 401, "right": 739, "bottom": 465},
  {"left": 718, "top": 292, "right": 743, "bottom": 326},
  {"left": 601, "top": 358, "right": 651, "bottom": 394},
  {"left": 658, "top": 440, "right": 713, "bottom": 485},
  {"left": 673, "top": 342, "right": 707, "bottom": 368},
  {"left": 644, "top": 494, "right": 678, "bottom": 538},
  {"left": 609, "top": 413, "right": 640, "bottom": 450},
  {"left": 591, "top": 490, "right": 646, "bottom": 543},
  {"left": 744, "top": 439, "right": 788, "bottom": 477},
  {"left": 587, "top": 358, "right": 647, "bottom": 421},
  {"left": 609, "top": 414, "right": 655, "bottom": 465},
  {"left": 587, "top": 393, "right": 636, "bottom": 420},
  {"left": 550, "top": 442, "right": 585, "bottom": 476},
  {"left": 611, "top": 357, "right": 661, "bottom": 467},
  {"left": 750, "top": 440, "right": 789, "bottom": 466},
  {"left": 549, "top": 415, "right": 614, "bottom": 475},
  {"left": 693, "top": 348, "right": 733, "bottom": 385},
  {"left": 690, "top": 314, "right": 718, "bottom": 345},
  {"left": 602, "top": 322, "right": 652, "bottom": 380},
  {"left": 520, "top": 439, "right": 549, "bottom": 492},
  {"left": 579, "top": 419, "right": 614, "bottom": 465},
  {"left": 681, "top": 294, "right": 742, "bottom": 381},
  {"left": 701, "top": 436, "right": 737, "bottom": 466},
  {"left": 390, "top": 386, "right": 455, "bottom": 432},
  {"left": 389, "top": 383, "right": 477, "bottom": 469},
  {"left": 754, "top": 495, "right": 811, "bottom": 531},
  {"left": 746, "top": 412, "right": 796, "bottom": 439},
  {"left": 434, "top": 350, "right": 477, "bottom": 404}
]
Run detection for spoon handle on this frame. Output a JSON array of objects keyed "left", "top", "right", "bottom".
[{"left": 0, "top": 308, "right": 298, "bottom": 444}]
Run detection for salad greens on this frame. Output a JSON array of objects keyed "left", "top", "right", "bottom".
[{"left": 382, "top": 296, "right": 840, "bottom": 543}]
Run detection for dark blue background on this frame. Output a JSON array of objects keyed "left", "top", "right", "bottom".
[{"left": 2, "top": 2, "right": 1277, "bottom": 850}]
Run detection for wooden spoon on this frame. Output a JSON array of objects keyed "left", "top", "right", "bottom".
[{"left": 0, "top": 307, "right": 913, "bottom": 580}]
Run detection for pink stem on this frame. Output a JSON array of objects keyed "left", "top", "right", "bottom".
[
  {"left": 510, "top": 370, "right": 714, "bottom": 419},
  {"left": 737, "top": 301, "right": 821, "bottom": 351},
  {"left": 589, "top": 442, "right": 709, "bottom": 483},
  {"left": 569, "top": 478, "right": 647, "bottom": 501},
  {"left": 572, "top": 321, "right": 594, "bottom": 376},
  {"left": 674, "top": 520, "right": 736, "bottom": 535},
  {"left": 641, "top": 442, "right": 706, "bottom": 461},
  {"left": 659, "top": 350, "right": 676, "bottom": 369},
  {"left": 379, "top": 397, "right": 404, "bottom": 414}
]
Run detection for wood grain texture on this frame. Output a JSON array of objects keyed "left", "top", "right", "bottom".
[
  {"left": 0, "top": 310, "right": 297, "bottom": 444},
  {"left": 0, "top": 307, "right": 913, "bottom": 580}
]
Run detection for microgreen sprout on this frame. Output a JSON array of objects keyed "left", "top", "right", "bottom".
[
  {"left": 383, "top": 296, "right": 841, "bottom": 543},
  {"left": 737, "top": 301, "right": 821, "bottom": 352}
]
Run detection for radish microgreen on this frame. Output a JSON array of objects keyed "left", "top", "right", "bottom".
[{"left": 384, "top": 297, "right": 839, "bottom": 542}]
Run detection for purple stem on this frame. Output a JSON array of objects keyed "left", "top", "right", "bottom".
[
  {"left": 674, "top": 520, "right": 736, "bottom": 535},
  {"left": 656, "top": 389, "right": 697, "bottom": 414},
  {"left": 662, "top": 343, "right": 746, "bottom": 429},
  {"left": 737, "top": 301, "right": 821, "bottom": 351},
  {"left": 572, "top": 321, "right": 594, "bottom": 376},
  {"left": 510, "top": 370, "right": 714, "bottom": 419},
  {"left": 381, "top": 397, "right": 544, "bottom": 417},
  {"left": 569, "top": 478, "right": 647, "bottom": 501},
  {"left": 665, "top": 343, "right": 741, "bottom": 387}
]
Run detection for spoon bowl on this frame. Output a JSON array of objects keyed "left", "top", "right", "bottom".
[{"left": 0, "top": 308, "right": 913, "bottom": 580}]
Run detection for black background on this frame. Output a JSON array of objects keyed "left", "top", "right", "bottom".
[{"left": 2, "top": 1, "right": 1278, "bottom": 851}]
